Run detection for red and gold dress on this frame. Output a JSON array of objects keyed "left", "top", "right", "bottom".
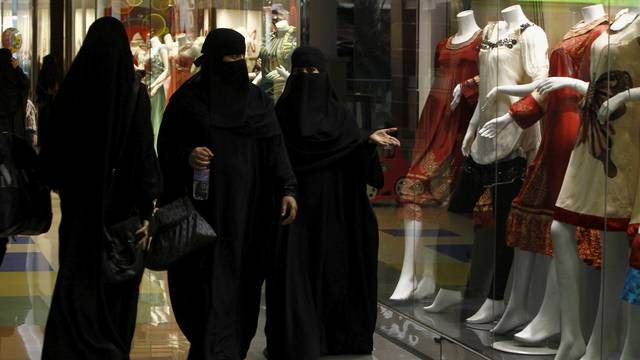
[
  {"left": 400, "top": 31, "right": 482, "bottom": 218},
  {"left": 505, "top": 18, "right": 608, "bottom": 266}
]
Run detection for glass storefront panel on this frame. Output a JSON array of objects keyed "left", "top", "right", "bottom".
[{"left": 330, "top": 0, "right": 640, "bottom": 358}]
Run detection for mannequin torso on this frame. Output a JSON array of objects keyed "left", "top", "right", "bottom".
[{"left": 451, "top": 10, "right": 481, "bottom": 45}]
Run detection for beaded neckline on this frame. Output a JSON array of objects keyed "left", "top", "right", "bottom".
[{"left": 480, "top": 23, "right": 533, "bottom": 50}]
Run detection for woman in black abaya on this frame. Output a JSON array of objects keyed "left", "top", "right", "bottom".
[
  {"left": 39, "top": 17, "right": 161, "bottom": 359},
  {"left": 266, "top": 46, "right": 400, "bottom": 359},
  {"left": 157, "top": 28, "right": 298, "bottom": 360},
  {"left": 0, "top": 48, "right": 29, "bottom": 139}
]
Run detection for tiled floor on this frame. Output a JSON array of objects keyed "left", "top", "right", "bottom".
[{"left": 0, "top": 195, "right": 422, "bottom": 360}]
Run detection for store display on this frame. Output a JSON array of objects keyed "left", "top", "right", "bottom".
[
  {"left": 255, "top": 19, "right": 297, "bottom": 100},
  {"left": 425, "top": 5, "right": 549, "bottom": 325},
  {"left": 390, "top": 10, "right": 482, "bottom": 302},
  {"left": 478, "top": 5, "right": 608, "bottom": 346}
]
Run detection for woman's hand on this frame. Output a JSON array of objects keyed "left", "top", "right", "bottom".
[
  {"left": 369, "top": 128, "right": 401, "bottom": 147},
  {"left": 281, "top": 196, "right": 298, "bottom": 225},
  {"left": 189, "top": 147, "right": 214, "bottom": 169},
  {"left": 136, "top": 220, "right": 151, "bottom": 250}
]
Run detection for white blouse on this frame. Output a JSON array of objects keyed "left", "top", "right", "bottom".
[{"left": 469, "top": 21, "right": 549, "bottom": 165}]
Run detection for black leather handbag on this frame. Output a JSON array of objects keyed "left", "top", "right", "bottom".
[
  {"left": 102, "top": 216, "right": 143, "bottom": 283},
  {"left": 0, "top": 132, "right": 52, "bottom": 237},
  {"left": 145, "top": 196, "right": 217, "bottom": 271}
]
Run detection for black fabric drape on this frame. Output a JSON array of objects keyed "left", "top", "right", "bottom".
[
  {"left": 39, "top": 17, "right": 161, "bottom": 359},
  {"left": 0, "top": 48, "right": 30, "bottom": 139},
  {"left": 275, "top": 72, "right": 362, "bottom": 173},
  {"left": 266, "top": 51, "right": 383, "bottom": 359},
  {"left": 158, "top": 72, "right": 296, "bottom": 359}
]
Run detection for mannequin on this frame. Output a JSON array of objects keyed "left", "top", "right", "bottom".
[
  {"left": 478, "top": 5, "right": 608, "bottom": 339},
  {"left": 130, "top": 32, "right": 146, "bottom": 72},
  {"left": 255, "top": 19, "right": 297, "bottom": 100},
  {"left": 390, "top": 10, "right": 482, "bottom": 301},
  {"left": 163, "top": 33, "right": 179, "bottom": 100},
  {"left": 526, "top": 10, "right": 640, "bottom": 360},
  {"left": 427, "top": 5, "right": 548, "bottom": 324},
  {"left": 146, "top": 35, "right": 170, "bottom": 150}
]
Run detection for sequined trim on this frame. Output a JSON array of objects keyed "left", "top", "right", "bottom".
[
  {"left": 621, "top": 268, "right": 640, "bottom": 305},
  {"left": 480, "top": 23, "right": 533, "bottom": 50}
]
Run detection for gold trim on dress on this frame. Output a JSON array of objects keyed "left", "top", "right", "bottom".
[
  {"left": 446, "top": 29, "right": 482, "bottom": 50},
  {"left": 563, "top": 16, "right": 610, "bottom": 40}
]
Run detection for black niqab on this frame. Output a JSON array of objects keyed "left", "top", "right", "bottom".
[
  {"left": 40, "top": 16, "right": 161, "bottom": 359},
  {"left": 193, "top": 28, "right": 279, "bottom": 136},
  {"left": 276, "top": 46, "right": 361, "bottom": 172},
  {"left": 40, "top": 16, "right": 134, "bottom": 188}
]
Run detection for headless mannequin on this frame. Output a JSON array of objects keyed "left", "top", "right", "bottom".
[
  {"left": 147, "top": 36, "right": 171, "bottom": 97},
  {"left": 427, "top": 6, "right": 541, "bottom": 324},
  {"left": 390, "top": 10, "right": 481, "bottom": 301},
  {"left": 253, "top": 20, "right": 295, "bottom": 90},
  {"left": 163, "top": 34, "right": 178, "bottom": 98},
  {"left": 518, "top": 11, "right": 640, "bottom": 360},
  {"left": 478, "top": 5, "right": 607, "bottom": 337},
  {"left": 130, "top": 33, "right": 146, "bottom": 72}
]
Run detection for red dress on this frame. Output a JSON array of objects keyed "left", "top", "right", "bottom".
[
  {"left": 400, "top": 31, "right": 482, "bottom": 219},
  {"left": 506, "top": 19, "right": 608, "bottom": 266}
]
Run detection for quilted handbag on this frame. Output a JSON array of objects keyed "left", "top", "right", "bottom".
[{"left": 145, "top": 196, "right": 217, "bottom": 271}]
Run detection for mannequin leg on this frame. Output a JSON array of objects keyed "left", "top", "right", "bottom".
[
  {"left": 390, "top": 220, "right": 422, "bottom": 300},
  {"left": 620, "top": 303, "right": 640, "bottom": 360},
  {"left": 514, "top": 258, "right": 560, "bottom": 343},
  {"left": 424, "top": 288, "right": 463, "bottom": 312},
  {"left": 491, "top": 249, "right": 535, "bottom": 334},
  {"left": 581, "top": 231, "right": 627, "bottom": 360},
  {"left": 414, "top": 243, "right": 436, "bottom": 299},
  {"left": 551, "top": 221, "right": 585, "bottom": 360},
  {"left": 465, "top": 177, "right": 521, "bottom": 324}
]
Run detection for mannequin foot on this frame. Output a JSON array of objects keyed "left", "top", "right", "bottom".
[
  {"left": 390, "top": 276, "right": 416, "bottom": 301},
  {"left": 424, "top": 289, "right": 463, "bottom": 313},
  {"left": 413, "top": 277, "right": 436, "bottom": 299},
  {"left": 466, "top": 299, "right": 505, "bottom": 324},
  {"left": 513, "top": 316, "right": 560, "bottom": 343},
  {"left": 554, "top": 337, "right": 585, "bottom": 360},
  {"left": 491, "top": 307, "right": 528, "bottom": 335}
]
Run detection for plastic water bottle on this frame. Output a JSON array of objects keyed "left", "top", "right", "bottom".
[{"left": 193, "top": 168, "right": 210, "bottom": 200}]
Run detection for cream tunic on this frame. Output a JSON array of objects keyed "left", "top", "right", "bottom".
[
  {"left": 470, "top": 21, "right": 549, "bottom": 165},
  {"left": 555, "top": 16, "right": 640, "bottom": 230}
]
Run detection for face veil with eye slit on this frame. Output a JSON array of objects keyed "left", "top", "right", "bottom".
[{"left": 276, "top": 46, "right": 363, "bottom": 173}]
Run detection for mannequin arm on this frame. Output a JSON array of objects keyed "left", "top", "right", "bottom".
[
  {"left": 461, "top": 104, "right": 480, "bottom": 157},
  {"left": 150, "top": 48, "right": 171, "bottom": 92},
  {"left": 478, "top": 112, "right": 514, "bottom": 139},
  {"left": 598, "top": 87, "right": 640, "bottom": 123},
  {"left": 485, "top": 79, "right": 543, "bottom": 105},
  {"left": 536, "top": 77, "right": 589, "bottom": 96}
]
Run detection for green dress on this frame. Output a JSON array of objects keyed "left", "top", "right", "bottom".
[{"left": 147, "top": 50, "right": 166, "bottom": 151}]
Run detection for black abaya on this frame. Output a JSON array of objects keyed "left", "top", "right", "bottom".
[
  {"left": 0, "top": 48, "right": 29, "bottom": 139},
  {"left": 158, "top": 75, "right": 296, "bottom": 360},
  {"left": 39, "top": 17, "right": 161, "bottom": 359},
  {"left": 266, "top": 47, "right": 383, "bottom": 360}
]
